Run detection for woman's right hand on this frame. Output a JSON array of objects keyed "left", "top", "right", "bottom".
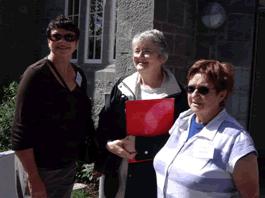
[
  {"left": 106, "top": 138, "right": 136, "bottom": 159},
  {"left": 28, "top": 175, "right": 47, "bottom": 198}
]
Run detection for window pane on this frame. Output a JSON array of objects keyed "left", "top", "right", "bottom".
[
  {"left": 69, "top": 15, "right": 78, "bottom": 25},
  {"left": 74, "top": 0, "right": 79, "bottom": 15},
  {"left": 95, "top": 37, "right": 101, "bottom": 59},
  {"left": 88, "top": 38, "right": 94, "bottom": 59},
  {"left": 66, "top": 0, "right": 80, "bottom": 60},
  {"left": 68, "top": 0, "right": 73, "bottom": 14},
  {"left": 90, "top": 0, "right": 96, "bottom": 13},
  {"left": 87, "top": 0, "right": 103, "bottom": 61},
  {"left": 89, "top": 14, "right": 95, "bottom": 35},
  {"left": 96, "top": 0, "right": 103, "bottom": 12},
  {"left": 95, "top": 13, "right": 102, "bottom": 36}
]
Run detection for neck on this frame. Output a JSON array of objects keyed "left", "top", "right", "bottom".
[
  {"left": 195, "top": 108, "right": 223, "bottom": 125},
  {"left": 139, "top": 69, "right": 164, "bottom": 88},
  {"left": 47, "top": 54, "right": 71, "bottom": 74}
]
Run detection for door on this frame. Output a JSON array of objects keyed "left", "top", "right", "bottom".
[{"left": 249, "top": 8, "right": 265, "bottom": 183}]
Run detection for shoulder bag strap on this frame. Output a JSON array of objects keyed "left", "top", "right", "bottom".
[{"left": 47, "top": 59, "right": 69, "bottom": 90}]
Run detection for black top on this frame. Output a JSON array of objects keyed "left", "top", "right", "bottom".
[
  {"left": 94, "top": 74, "right": 189, "bottom": 198},
  {"left": 12, "top": 58, "right": 95, "bottom": 169}
]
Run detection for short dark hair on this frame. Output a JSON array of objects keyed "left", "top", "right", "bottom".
[{"left": 46, "top": 15, "right": 80, "bottom": 40}]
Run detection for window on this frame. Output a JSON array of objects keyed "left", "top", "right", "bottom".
[
  {"left": 65, "top": 0, "right": 80, "bottom": 61},
  {"left": 85, "top": 0, "right": 104, "bottom": 63}
]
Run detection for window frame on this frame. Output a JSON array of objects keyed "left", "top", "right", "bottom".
[{"left": 84, "top": 0, "right": 105, "bottom": 64}]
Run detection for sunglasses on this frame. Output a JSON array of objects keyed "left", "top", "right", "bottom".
[
  {"left": 48, "top": 33, "right": 77, "bottom": 42},
  {"left": 186, "top": 85, "right": 214, "bottom": 95}
]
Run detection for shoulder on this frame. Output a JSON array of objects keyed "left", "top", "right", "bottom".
[
  {"left": 16, "top": 58, "right": 49, "bottom": 97},
  {"left": 169, "top": 109, "right": 193, "bottom": 134},
  {"left": 20, "top": 58, "right": 49, "bottom": 83},
  {"left": 114, "top": 72, "right": 138, "bottom": 99},
  {"left": 218, "top": 111, "right": 248, "bottom": 136},
  {"left": 29, "top": 57, "right": 49, "bottom": 70},
  {"left": 215, "top": 111, "right": 257, "bottom": 152},
  {"left": 117, "top": 72, "right": 138, "bottom": 87},
  {"left": 179, "top": 109, "right": 193, "bottom": 118}
]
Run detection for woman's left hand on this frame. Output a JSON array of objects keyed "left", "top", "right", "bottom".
[{"left": 106, "top": 137, "right": 136, "bottom": 159}]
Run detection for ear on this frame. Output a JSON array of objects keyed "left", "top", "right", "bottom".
[
  {"left": 218, "top": 90, "right": 227, "bottom": 101},
  {"left": 159, "top": 55, "right": 167, "bottom": 65},
  {"left": 47, "top": 39, "right": 52, "bottom": 48}
]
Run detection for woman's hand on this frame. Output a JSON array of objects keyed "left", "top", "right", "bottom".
[
  {"left": 28, "top": 175, "right": 47, "bottom": 198},
  {"left": 106, "top": 136, "right": 136, "bottom": 159}
]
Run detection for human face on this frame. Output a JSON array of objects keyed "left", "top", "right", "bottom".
[
  {"left": 132, "top": 39, "right": 166, "bottom": 74},
  {"left": 187, "top": 73, "right": 226, "bottom": 123},
  {"left": 48, "top": 28, "right": 78, "bottom": 58}
]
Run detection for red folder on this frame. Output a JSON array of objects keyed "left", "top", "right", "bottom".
[{"left": 125, "top": 98, "right": 175, "bottom": 137}]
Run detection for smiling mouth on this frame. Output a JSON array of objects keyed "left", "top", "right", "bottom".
[
  {"left": 57, "top": 46, "right": 70, "bottom": 50},
  {"left": 192, "top": 101, "right": 202, "bottom": 106},
  {"left": 138, "top": 62, "right": 148, "bottom": 65}
]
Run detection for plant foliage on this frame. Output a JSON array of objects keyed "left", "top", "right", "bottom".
[{"left": 0, "top": 81, "right": 18, "bottom": 152}]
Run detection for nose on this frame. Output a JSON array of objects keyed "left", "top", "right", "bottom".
[
  {"left": 135, "top": 51, "right": 145, "bottom": 58},
  {"left": 191, "top": 89, "right": 201, "bottom": 98},
  {"left": 140, "top": 51, "right": 146, "bottom": 57}
]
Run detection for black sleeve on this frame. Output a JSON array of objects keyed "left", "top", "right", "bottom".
[
  {"left": 11, "top": 67, "right": 40, "bottom": 150},
  {"left": 95, "top": 78, "right": 127, "bottom": 150},
  {"left": 94, "top": 78, "right": 127, "bottom": 172}
]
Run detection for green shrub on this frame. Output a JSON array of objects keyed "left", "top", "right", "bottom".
[
  {"left": 0, "top": 81, "right": 18, "bottom": 152},
  {"left": 76, "top": 163, "right": 96, "bottom": 182},
  {"left": 71, "top": 188, "right": 89, "bottom": 198}
]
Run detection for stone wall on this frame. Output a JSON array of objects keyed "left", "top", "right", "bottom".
[
  {"left": 152, "top": 0, "right": 256, "bottom": 127},
  {"left": 115, "top": 0, "right": 155, "bottom": 78},
  {"left": 195, "top": 0, "right": 256, "bottom": 126},
  {"left": 154, "top": 0, "right": 196, "bottom": 83}
]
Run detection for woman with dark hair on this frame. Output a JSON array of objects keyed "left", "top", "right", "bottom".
[
  {"left": 12, "top": 15, "right": 95, "bottom": 198},
  {"left": 154, "top": 59, "right": 259, "bottom": 197}
]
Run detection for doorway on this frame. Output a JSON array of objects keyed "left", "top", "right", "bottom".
[{"left": 249, "top": 5, "right": 265, "bottom": 185}]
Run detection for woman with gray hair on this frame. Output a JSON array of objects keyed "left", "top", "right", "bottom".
[{"left": 94, "top": 29, "right": 188, "bottom": 198}]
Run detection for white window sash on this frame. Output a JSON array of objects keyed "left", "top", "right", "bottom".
[{"left": 84, "top": 0, "right": 105, "bottom": 64}]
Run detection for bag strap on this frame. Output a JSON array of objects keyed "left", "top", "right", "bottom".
[{"left": 47, "top": 59, "right": 70, "bottom": 91}]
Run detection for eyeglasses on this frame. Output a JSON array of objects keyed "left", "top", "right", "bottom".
[
  {"left": 48, "top": 33, "right": 77, "bottom": 42},
  {"left": 186, "top": 85, "right": 214, "bottom": 95},
  {"left": 133, "top": 48, "right": 157, "bottom": 57}
]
